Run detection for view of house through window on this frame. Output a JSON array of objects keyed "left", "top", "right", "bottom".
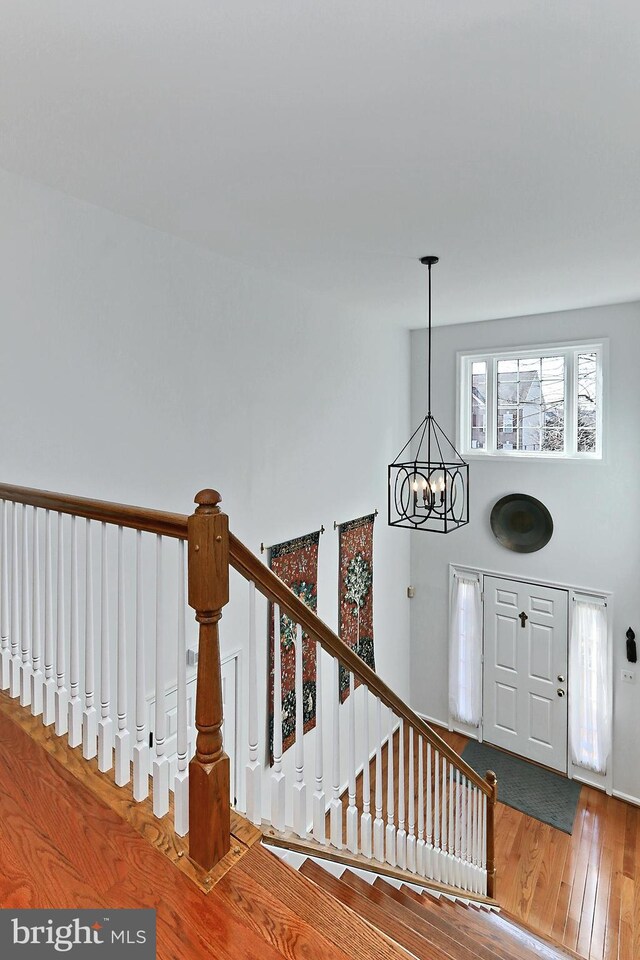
[{"left": 461, "top": 342, "right": 603, "bottom": 458}]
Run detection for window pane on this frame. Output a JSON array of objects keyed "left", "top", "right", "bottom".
[
  {"left": 496, "top": 355, "right": 565, "bottom": 451},
  {"left": 471, "top": 361, "right": 487, "bottom": 449},
  {"left": 577, "top": 353, "right": 598, "bottom": 453}
]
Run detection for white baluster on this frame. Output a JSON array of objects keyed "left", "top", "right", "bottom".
[
  {"left": 270, "top": 603, "right": 286, "bottom": 832},
  {"left": 440, "top": 757, "right": 451, "bottom": 883},
  {"left": 476, "top": 786, "right": 483, "bottom": 893},
  {"left": 67, "top": 516, "right": 81, "bottom": 746},
  {"left": 114, "top": 526, "right": 130, "bottom": 785},
  {"left": 417, "top": 735, "right": 425, "bottom": 875},
  {"left": 441, "top": 756, "right": 449, "bottom": 883},
  {"left": 329, "top": 655, "right": 342, "bottom": 848},
  {"left": 9, "top": 502, "right": 20, "bottom": 698},
  {"left": 98, "top": 522, "right": 113, "bottom": 771},
  {"left": 396, "top": 719, "right": 406, "bottom": 868},
  {"left": 473, "top": 787, "right": 482, "bottom": 893},
  {"left": 407, "top": 725, "right": 416, "bottom": 872},
  {"left": 82, "top": 520, "right": 97, "bottom": 759},
  {"left": 482, "top": 793, "right": 487, "bottom": 895},
  {"left": 346, "top": 672, "right": 358, "bottom": 854},
  {"left": 385, "top": 709, "right": 396, "bottom": 867},
  {"left": 0, "top": 501, "right": 9, "bottom": 690},
  {"left": 463, "top": 777, "right": 470, "bottom": 890},
  {"left": 152, "top": 535, "right": 169, "bottom": 817},
  {"left": 425, "top": 741, "right": 433, "bottom": 878},
  {"left": 433, "top": 748, "right": 440, "bottom": 881},
  {"left": 30, "top": 508, "right": 43, "bottom": 716},
  {"left": 174, "top": 540, "right": 189, "bottom": 835},
  {"left": 245, "top": 580, "right": 261, "bottom": 825},
  {"left": 292, "top": 622, "right": 307, "bottom": 838},
  {"left": 373, "top": 698, "right": 384, "bottom": 862},
  {"left": 132, "top": 530, "right": 149, "bottom": 800},
  {"left": 312, "top": 640, "right": 325, "bottom": 844},
  {"left": 20, "top": 504, "right": 32, "bottom": 707},
  {"left": 360, "top": 686, "right": 372, "bottom": 858},
  {"left": 452, "top": 767, "right": 460, "bottom": 887},
  {"left": 43, "top": 510, "right": 55, "bottom": 725},
  {"left": 55, "top": 513, "right": 68, "bottom": 735}
]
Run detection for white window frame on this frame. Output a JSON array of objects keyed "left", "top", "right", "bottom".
[{"left": 457, "top": 339, "right": 606, "bottom": 460}]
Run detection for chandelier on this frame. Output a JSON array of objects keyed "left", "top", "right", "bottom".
[{"left": 388, "top": 256, "right": 469, "bottom": 533}]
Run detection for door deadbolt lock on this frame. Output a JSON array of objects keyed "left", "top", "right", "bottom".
[
  {"left": 557, "top": 675, "right": 565, "bottom": 683},
  {"left": 557, "top": 688, "right": 566, "bottom": 697}
]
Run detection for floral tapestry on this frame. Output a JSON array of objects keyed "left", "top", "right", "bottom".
[
  {"left": 268, "top": 531, "right": 320, "bottom": 764},
  {"left": 338, "top": 514, "right": 376, "bottom": 702}
]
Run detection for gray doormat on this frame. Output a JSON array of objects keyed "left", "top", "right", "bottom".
[{"left": 461, "top": 740, "right": 581, "bottom": 834}]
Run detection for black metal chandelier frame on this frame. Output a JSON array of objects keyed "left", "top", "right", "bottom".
[{"left": 388, "top": 256, "right": 470, "bottom": 533}]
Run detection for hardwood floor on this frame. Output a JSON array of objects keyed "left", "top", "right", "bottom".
[
  {"left": 0, "top": 705, "right": 409, "bottom": 959},
  {"left": 327, "top": 724, "right": 639, "bottom": 960},
  {"left": 0, "top": 693, "right": 637, "bottom": 960},
  {"left": 441, "top": 729, "right": 640, "bottom": 960}
]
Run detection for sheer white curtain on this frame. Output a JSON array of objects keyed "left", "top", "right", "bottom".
[
  {"left": 449, "top": 573, "right": 483, "bottom": 726},
  {"left": 569, "top": 596, "right": 611, "bottom": 775}
]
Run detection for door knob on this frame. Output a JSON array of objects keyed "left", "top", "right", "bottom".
[
  {"left": 557, "top": 675, "right": 565, "bottom": 683},
  {"left": 557, "top": 688, "right": 566, "bottom": 697}
]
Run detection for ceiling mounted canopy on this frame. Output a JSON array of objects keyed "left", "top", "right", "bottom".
[{"left": 388, "top": 257, "right": 469, "bottom": 533}]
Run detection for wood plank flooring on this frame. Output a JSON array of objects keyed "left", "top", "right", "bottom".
[
  {"left": 0, "top": 704, "right": 409, "bottom": 960},
  {"left": 440, "top": 729, "right": 640, "bottom": 960},
  {"left": 327, "top": 723, "right": 639, "bottom": 960}
]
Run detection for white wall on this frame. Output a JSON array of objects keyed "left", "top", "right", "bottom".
[
  {"left": 0, "top": 166, "right": 412, "bottom": 806},
  {"left": 409, "top": 301, "right": 640, "bottom": 803}
]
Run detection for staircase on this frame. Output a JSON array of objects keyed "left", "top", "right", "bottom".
[
  {"left": 275, "top": 852, "right": 581, "bottom": 960},
  {"left": 0, "top": 481, "right": 599, "bottom": 960}
]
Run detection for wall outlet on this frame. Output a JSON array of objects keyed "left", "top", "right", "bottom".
[
  {"left": 187, "top": 647, "right": 199, "bottom": 666},
  {"left": 621, "top": 669, "right": 635, "bottom": 683}
]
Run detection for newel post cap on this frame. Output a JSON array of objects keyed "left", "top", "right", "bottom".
[{"left": 194, "top": 489, "right": 222, "bottom": 512}]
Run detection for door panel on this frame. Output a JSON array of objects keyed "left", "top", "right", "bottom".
[{"left": 483, "top": 576, "right": 568, "bottom": 772}]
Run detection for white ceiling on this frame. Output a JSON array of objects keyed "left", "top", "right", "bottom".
[{"left": 2, "top": 1, "right": 639, "bottom": 326}]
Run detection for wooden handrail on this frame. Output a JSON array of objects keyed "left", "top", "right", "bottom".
[
  {"left": 0, "top": 484, "right": 188, "bottom": 539},
  {"left": 229, "top": 532, "right": 492, "bottom": 797}
]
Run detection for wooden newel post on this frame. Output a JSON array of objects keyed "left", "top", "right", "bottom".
[
  {"left": 485, "top": 769, "right": 498, "bottom": 898},
  {"left": 188, "top": 489, "right": 231, "bottom": 871}
]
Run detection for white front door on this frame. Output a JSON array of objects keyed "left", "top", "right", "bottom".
[{"left": 483, "top": 577, "right": 568, "bottom": 773}]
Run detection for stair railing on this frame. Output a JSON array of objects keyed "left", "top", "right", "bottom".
[
  {"left": 0, "top": 483, "right": 231, "bottom": 872},
  {"left": 0, "top": 482, "right": 497, "bottom": 896},
  {"left": 230, "top": 530, "right": 497, "bottom": 897}
]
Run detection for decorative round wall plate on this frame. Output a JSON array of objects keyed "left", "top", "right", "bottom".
[{"left": 490, "top": 494, "right": 553, "bottom": 553}]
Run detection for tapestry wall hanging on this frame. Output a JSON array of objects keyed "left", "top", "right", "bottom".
[
  {"left": 338, "top": 514, "right": 376, "bottom": 702},
  {"left": 268, "top": 530, "right": 320, "bottom": 763}
]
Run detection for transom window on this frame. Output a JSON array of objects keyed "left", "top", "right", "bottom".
[{"left": 459, "top": 342, "right": 604, "bottom": 459}]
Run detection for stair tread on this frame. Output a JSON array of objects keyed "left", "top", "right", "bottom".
[
  {"left": 341, "top": 870, "right": 487, "bottom": 960},
  {"left": 427, "top": 890, "right": 579, "bottom": 960},
  {"left": 300, "top": 860, "right": 469, "bottom": 960},
  {"left": 239, "top": 846, "right": 413, "bottom": 960},
  {"left": 376, "top": 880, "right": 518, "bottom": 960},
  {"left": 215, "top": 857, "right": 354, "bottom": 960}
]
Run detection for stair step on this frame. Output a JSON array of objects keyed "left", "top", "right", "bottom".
[
  {"left": 340, "top": 870, "right": 482, "bottom": 960},
  {"left": 373, "top": 879, "right": 511, "bottom": 960},
  {"left": 422, "top": 887, "right": 579, "bottom": 960},
  {"left": 300, "top": 860, "right": 465, "bottom": 960},
  {"left": 239, "top": 845, "right": 412, "bottom": 960}
]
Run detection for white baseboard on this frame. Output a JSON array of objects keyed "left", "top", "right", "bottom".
[
  {"left": 613, "top": 789, "right": 640, "bottom": 808},
  {"left": 415, "top": 710, "right": 448, "bottom": 730}
]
